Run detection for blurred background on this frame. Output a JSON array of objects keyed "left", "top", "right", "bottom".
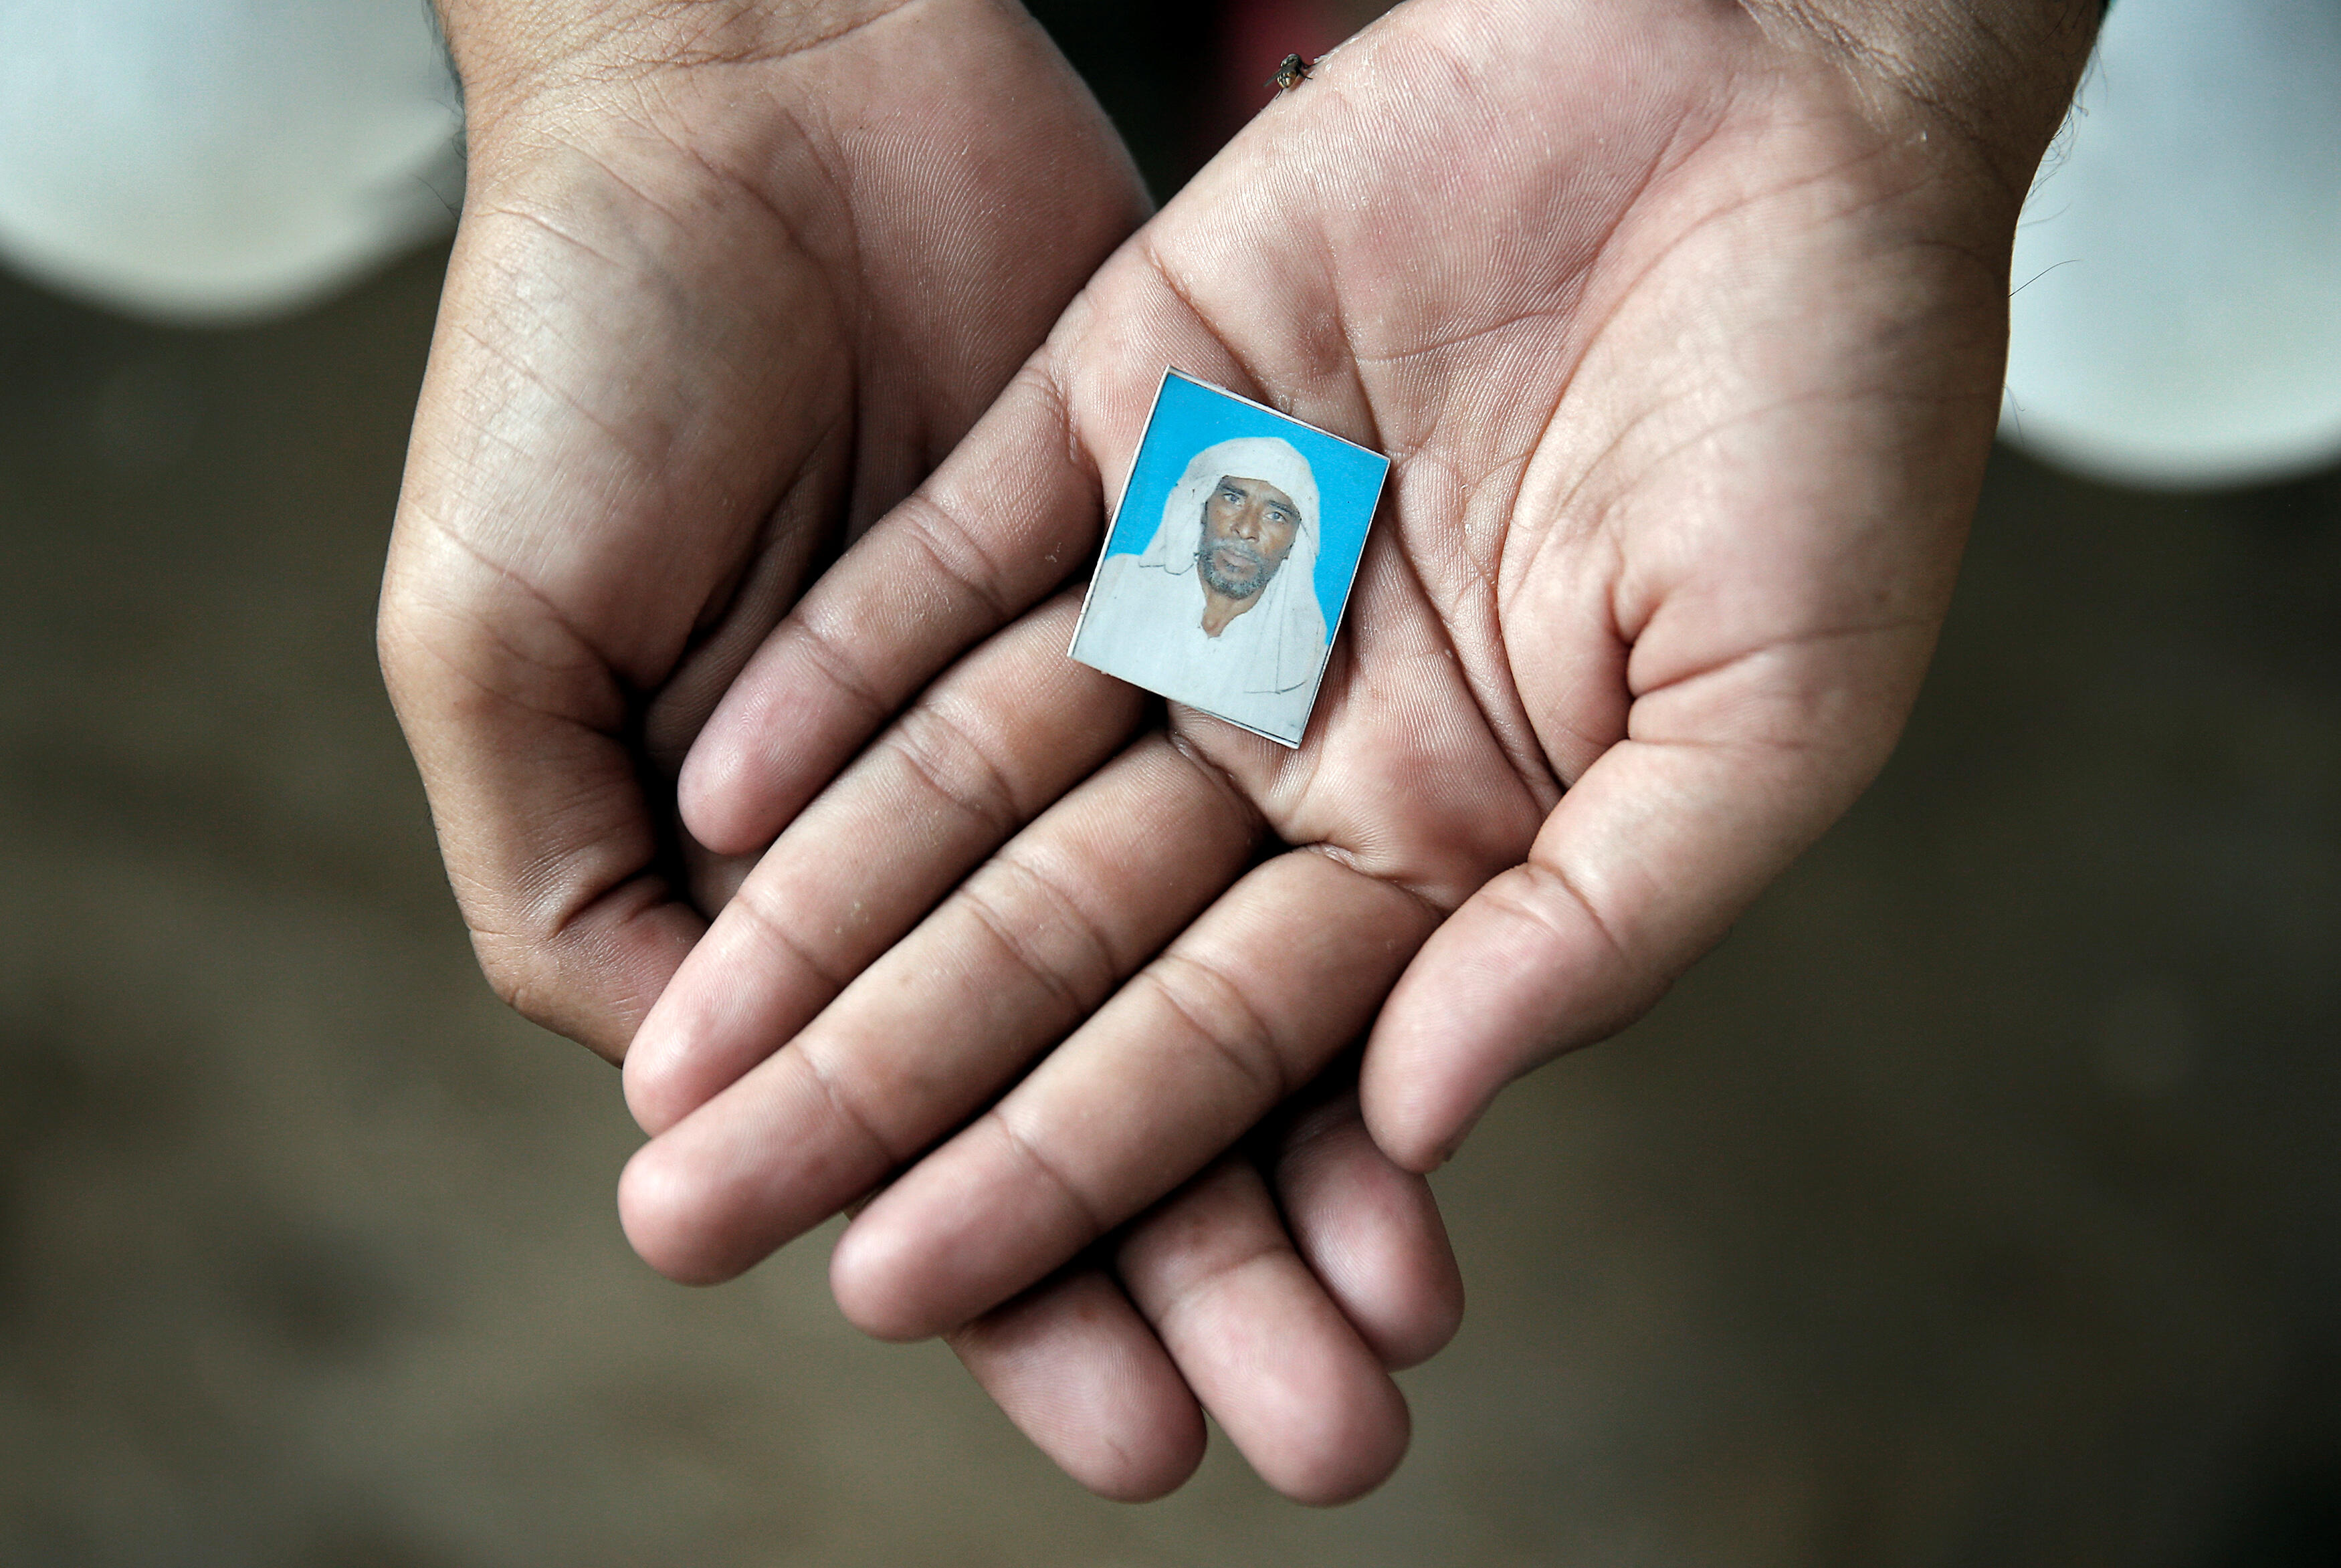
[{"left": 1, "top": 1, "right": 2336, "bottom": 1563}]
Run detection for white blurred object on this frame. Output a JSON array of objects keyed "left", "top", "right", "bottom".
[
  {"left": 0, "top": 0, "right": 461, "bottom": 324},
  {"left": 2002, "top": 0, "right": 2341, "bottom": 489}
]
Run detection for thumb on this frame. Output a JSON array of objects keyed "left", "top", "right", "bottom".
[{"left": 1361, "top": 639, "right": 1919, "bottom": 1170}]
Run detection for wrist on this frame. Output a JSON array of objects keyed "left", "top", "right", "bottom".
[
  {"left": 433, "top": 0, "right": 918, "bottom": 132},
  {"left": 1748, "top": 0, "right": 2102, "bottom": 202}
]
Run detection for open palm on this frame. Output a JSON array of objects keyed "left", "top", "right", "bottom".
[
  {"left": 618, "top": 0, "right": 2092, "bottom": 1499},
  {"left": 379, "top": 0, "right": 1486, "bottom": 1505},
  {"left": 379, "top": 0, "right": 1144, "bottom": 1052}
]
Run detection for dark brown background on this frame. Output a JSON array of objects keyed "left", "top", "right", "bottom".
[{"left": 1, "top": 6, "right": 2336, "bottom": 1563}]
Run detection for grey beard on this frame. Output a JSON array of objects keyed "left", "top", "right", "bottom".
[{"left": 1197, "top": 537, "right": 1272, "bottom": 600}]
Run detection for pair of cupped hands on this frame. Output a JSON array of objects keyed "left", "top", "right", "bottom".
[{"left": 381, "top": 0, "right": 2093, "bottom": 1504}]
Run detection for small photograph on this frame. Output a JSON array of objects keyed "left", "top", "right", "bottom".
[{"left": 1068, "top": 370, "right": 1391, "bottom": 747}]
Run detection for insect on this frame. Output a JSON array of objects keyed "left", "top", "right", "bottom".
[{"left": 1269, "top": 53, "right": 1314, "bottom": 92}]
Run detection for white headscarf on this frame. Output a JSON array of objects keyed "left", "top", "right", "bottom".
[{"left": 1132, "top": 436, "right": 1326, "bottom": 693}]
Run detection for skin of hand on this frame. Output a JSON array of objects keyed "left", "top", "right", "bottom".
[
  {"left": 617, "top": 0, "right": 2102, "bottom": 1487},
  {"left": 378, "top": 0, "right": 1463, "bottom": 1504}
]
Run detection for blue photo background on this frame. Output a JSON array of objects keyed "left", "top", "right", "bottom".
[{"left": 1101, "top": 371, "right": 1391, "bottom": 641}]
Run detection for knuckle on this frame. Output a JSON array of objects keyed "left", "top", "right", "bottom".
[
  {"left": 883, "top": 701, "right": 1026, "bottom": 841},
  {"left": 951, "top": 867, "right": 1112, "bottom": 1024},
  {"left": 894, "top": 492, "right": 1018, "bottom": 627},
  {"left": 991, "top": 1108, "right": 1112, "bottom": 1241},
  {"left": 1142, "top": 955, "right": 1291, "bottom": 1105},
  {"left": 783, "top": 612, "right": 893, "bottom": 732},
  {"left": 724, "top": 886, "right": 851, "bottom": 999},
  {"left": 793, "top": 1036, "right": 912, "bottom": 1169},
  {"left": 471, "top": 932, "right": 561, "bottom": 1026}
]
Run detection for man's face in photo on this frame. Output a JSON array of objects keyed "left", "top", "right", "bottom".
[{"left": 1195, "top": 474, "right": 1300, "bottom": 601}]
